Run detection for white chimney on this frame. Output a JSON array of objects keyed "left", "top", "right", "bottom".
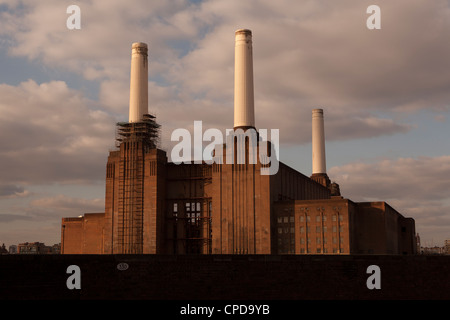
[
  {"left": 312, "top": 108, "right": 326, "bottom": 175},
  {"left": 129, "top": 42, "right": 148, "bottom": 123},
  {"left": 234, "top": 29, "right": 255, "bottom": 129}
]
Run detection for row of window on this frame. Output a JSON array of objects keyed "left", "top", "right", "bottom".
[
  {"left": 277, "top": 243, "right": 345, "bottom": 254},
  {"left": 299, "top": 248, "right": 344, "bottom": 254},
  {"left": 277, "top": 214, "right": 344, "bottom": 224},
  {"left": 300, "top": 226, "right": 345, "bottom": 233},
  {"left": 277, "top": 237, "right": 344, "bottom": 245},
  {"left": 299, "top": 237, "right": 344, "bottom": 244},
  {"left": 277, "top": 226, "right": 345, "bottom": 234}
]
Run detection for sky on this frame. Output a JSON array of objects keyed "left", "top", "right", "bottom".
[{"left": 0, "top": 0, "right": 449, "bottom": 248}]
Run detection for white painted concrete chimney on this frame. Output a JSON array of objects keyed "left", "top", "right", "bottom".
[
  {"left": 129, "top": 42, "right": 148, "bottom": 123},
  {"left": 312, "top": 108, "right": 326, "bottom": 175},
  {"left": 234, "top": 29, "right": 255, "bottom": 129}
]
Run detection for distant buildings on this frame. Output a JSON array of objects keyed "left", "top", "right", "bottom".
[
  {"left": 418, "top": 238, "right": 450, "bottom": 255},
  {"left": 0, "top": 242, "right": 61, "bottom": 254},
  {"left": 8, "top": 245, "right": 17, "bottom": 254}
]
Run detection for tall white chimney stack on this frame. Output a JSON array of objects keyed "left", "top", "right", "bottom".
[
  {"left": 312, "top": 108, "right": 326, "bottom": 175},
  {"left": 234, "top": 29, "right": 255, "bottom": 129},
  {"left": 129, "top": 42, "right": 148, "bottom": 123}
]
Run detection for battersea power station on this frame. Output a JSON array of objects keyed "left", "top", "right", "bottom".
[{"left": 61, "top": 29, "right": 417, "bottom": 256}]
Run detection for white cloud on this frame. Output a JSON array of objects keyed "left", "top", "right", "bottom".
[
  {"left": 0, "top": 79, "right": 116, "bottom": 184},
  {"left": 30, "top": 194, "right": 104, "bottom": 216},
  {"left": 4, "top": 0, "right": 444, "bottom": 147}
]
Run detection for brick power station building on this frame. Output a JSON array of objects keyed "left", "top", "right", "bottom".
[{"left": 61, "top": 29, "right": 417, "bottom": 255}]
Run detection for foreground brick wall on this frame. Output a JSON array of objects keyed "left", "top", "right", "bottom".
[{"left": 1, "top": 255, "right": 449, "bottom": 300}]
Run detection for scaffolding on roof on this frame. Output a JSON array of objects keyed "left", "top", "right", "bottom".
[{"left": 115, "top": 113, "right": 161, "bottom": 150}]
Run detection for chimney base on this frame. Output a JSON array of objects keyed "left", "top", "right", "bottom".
[
  {"left": 233, "top": 125, "right": 257, "bottom": 131},
  {"left": 310, "top": 173, "right": 331, "bottom": 189},
  {"left": 310, "top": 173, "right": 342, "bottom": 197}
]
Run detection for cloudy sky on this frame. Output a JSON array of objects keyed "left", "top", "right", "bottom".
[{"left": 1, "top": 0, "right": 449, "bottom": 248}]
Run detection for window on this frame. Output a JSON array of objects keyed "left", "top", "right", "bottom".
[
  {"left": 339, "top": 215, "right": 344, "bottom": 221},
  {"left": 339, "top": 226, "right": 344, "bottom": 232},
  {"left": 290, "top": 227, "right": 294, "bottom": 234},
  {"left": 332, "top": 215, "right": 336, "bottom": 222},
  {"left": 316, "top": 248, "right": 321, "bottom": 253},
  {"left": 300, "top": 216, "right": 304, "bottom": 222},
  {"left": 333, "top": 226, "right": 337, "bottom": 233},
  {"left": 186, "top": 202, "right": 201, "bottom": 225},
  {"left": 316, "top": 238, "right": 321, "bottom": 244},
  {"left": 306, "top": 216, "right": 311, "bottom": 222},
  {"left": 278, "top": 227, "right": 282, "bottom": 234},
  {"left": 277, "top": 216, "right": 282, "bottom": 224},
  {"left": 323, "top": 226, "right": 327, "bottom": 233},
  {"left": 300, "top": 226, "right": 304, "bottom": 233},
  {"left": 173, "top": 203, "right": 178, "bottom": 218},
  {"left": 316, "top": 215, "right": 321, "bottom": 222},
  {"left": 316, "top": 226, "right": 321, "bottom": 233},
  {"left": 300, "top": 238, "right": 305, "bottom": 244},
  {"left": 290, "top": 216, "right": 294, "bottom": 223},
  {"left": 283, "top": 216, "right": 288, "bottom": 223},
  {"left": 322, "top": 216, "right": 327, "bottom": 222}
]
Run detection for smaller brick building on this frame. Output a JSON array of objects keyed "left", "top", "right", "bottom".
[
  {"left": 274, "top": 197, "right": 416, "bottom": 255},
  {"left": 61, "top": 213, "right": 105, "bottom": 254}
]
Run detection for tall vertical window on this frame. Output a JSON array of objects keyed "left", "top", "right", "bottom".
[{"left": 173, "top": 203, "right": 178, "bottom": 218}]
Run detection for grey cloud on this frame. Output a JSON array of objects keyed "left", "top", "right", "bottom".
[
  {"left": 0, "top": 184, "right": 27, "bottom": 198},
  {"left": 0, "top": 213, "right": 33, "bottom": 223}
]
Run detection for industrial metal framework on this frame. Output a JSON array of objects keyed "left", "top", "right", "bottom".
[{"left": 167, "top": 165, "right": 213, "bottom": 254}]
